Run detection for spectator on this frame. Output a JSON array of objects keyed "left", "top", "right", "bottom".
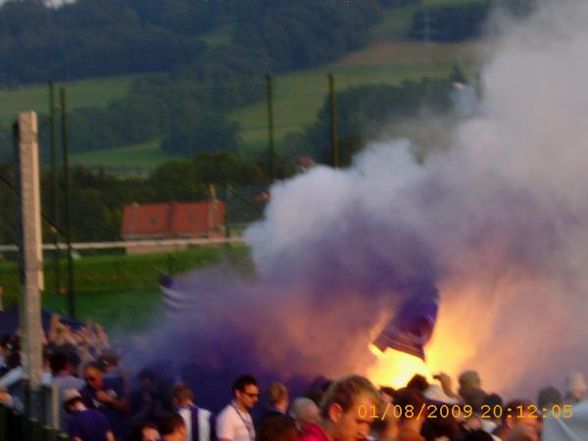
[
  {"left": 171, "top": 382, "right": 215, "bottom": 441},
  {"left": 492, "top": 400, "right": 539, "bottom": 441},
  {"left": 406, "top": 375, "right": 429, "bottom": 393},
  {"left": 289, "top": 397, "right": 319, "bottom": 430},
  {"left": 537, "top": 386, "right": 561, "bottom": 411},
  {"left": 50, "top": 351, "right": 85, "bottom": 431},
  {"left": 81, "top": 361, "right": 129, "bottom": 440},
  {"left": 259, "top": 382, "right": 289, "bottom": 425},
  {"left": 305, "top": 378, "right": 333, "bottom": 407},
  {"left": 505, "top": 425, "right": 538, "bottom": 441},
  {"left": 160, "top": 413, "right": 188, "bottom": 441},
  {"left": 256, "top": 415, "right": 298, "bottom": 441},
  {"left": 370, "top": 406, "right": 399, "bottom": 441},
  {"left": 126, "top": 422, "right": 161, "bottom": 441},
  {"left": 564, "top": 371, "right": 587, "bottom": 404},
  {"left": 394, "top": 388, "right": 426, "bottom": 441},
  {"left": 0, "top": 343, "right": 24, "bottom": 410},
  {"left": 298, "top": 374, "right": 380, "bottom": 441},
  {"left": 63, "top": 388, "right": 115, "bottom": 441},
  {"left": 421, "top": 414, "right": 460, "bottom": 441},
  {"left": 98, "top": 352, "right": 123, "bottom": 381},
  {"left": 130, "top": 369, "right": 170, "bottom": 427},
  {"left": 422, "top": 385, "right": 459, "bottom": 405},
  {"left": 480, "top": 393, "right": 503, "bottom": 435},
  {"left": 217, "top": 374, "right": 260, "bottom": 441},
  {"left": 459, "top": 371, "right": 485, "bottom": 404},
  {"left": 432, "top": 372, "right": 459, "bottom": 401},
  {"left": 379, "top": 386, "right": 395, "bottom": 405}
]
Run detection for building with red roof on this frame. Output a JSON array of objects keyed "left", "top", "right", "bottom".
[{"left": 121, "top": 200, "right": 226, "bottom": 254}]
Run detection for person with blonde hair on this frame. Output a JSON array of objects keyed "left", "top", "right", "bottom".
[
  {"left": 298, "top": 375, "right": 380, "bottom": 441},
  {"left": 259, "top": 382, "right": 289, "bottom": 425}
]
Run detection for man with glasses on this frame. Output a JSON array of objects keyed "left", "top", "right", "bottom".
[{"left": 217, "top": 374, "right": 260, "bottom": 441}]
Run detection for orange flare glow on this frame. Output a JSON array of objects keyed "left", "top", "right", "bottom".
[
  {"left": 367, "top": 344, "right": 431, "bottom": 388},
  {"left": 366, "top": 283, "right": 481, "bottom": 389}
]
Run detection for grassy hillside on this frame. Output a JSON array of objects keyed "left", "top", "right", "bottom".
[
  {"left": 0, "top": 74, "right": 145, "bottom": 125},
  {"left": 231, "top": 39, "right": 486, "bottom": 152},
  {"left": 0, "top": 0, "right": 488, "bottom": 168},
  {"left": 62, "top": 42, "right": 481, "bottom": 167}
]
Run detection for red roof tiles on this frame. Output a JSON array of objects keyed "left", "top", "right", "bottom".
[{"left": 121, "top": 201, "right": 226, "bottom": 238}]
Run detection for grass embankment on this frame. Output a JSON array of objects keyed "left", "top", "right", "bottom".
[{"left": 0, "top": 244, "right": 251, "bottom": 331}]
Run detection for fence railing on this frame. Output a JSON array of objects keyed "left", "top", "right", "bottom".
[
  {"left": 1, "top": 385, "right": 71, "bottom": 441},
  {"left": 0, "top": 406, "right": 70, "bottom": 441}
]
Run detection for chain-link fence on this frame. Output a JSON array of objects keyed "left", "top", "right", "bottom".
[{"left": 0, "top": 63, "right": 473, "bottom": 319}]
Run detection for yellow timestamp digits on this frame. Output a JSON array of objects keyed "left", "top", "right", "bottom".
[
  {"left": 358, "top": 403, "right": 574, "bottom": 421},
  {"left": 358, "top": 403, "right": 474, "bottom": 420},
  {"left": 480, "top": 404, "right": 573, "bottom": 419}
]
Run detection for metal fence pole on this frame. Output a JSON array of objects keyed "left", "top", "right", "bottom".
[
  {"left": 328, "top": 73, "right": 339, "bottom": 168},
  {"left": 266, "top": 74, "right": 276, "bottom": 182},
  {"left": 0, "top": 405, "right": 6, "bottom": 441},
  {"left": 60, "top": 87, "right": 75, "bottom": 319}
]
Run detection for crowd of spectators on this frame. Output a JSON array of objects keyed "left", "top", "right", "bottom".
[{"left": 1, "top": 316, "right": 587, "bottom": 441}]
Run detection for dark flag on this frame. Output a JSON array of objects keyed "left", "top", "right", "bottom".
[
  {"left": 372, "top": 292, "right": 438, "bottom": 360},
  {"left": 160, "top": 273, "right": 185, "bottom": 314}
]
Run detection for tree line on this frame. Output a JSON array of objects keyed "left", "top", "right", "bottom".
[
  {"left": 0, "top": 152, "right": 267, "bottom": 245},
  {"left": 0, "top": 67, "right": 473, "bottom": 245},
  {"left": 0, "top": 0, "right": 382, "bottom": 86},
  {"left": 409, "top": 0, "right": 536, "bottom": 42}
]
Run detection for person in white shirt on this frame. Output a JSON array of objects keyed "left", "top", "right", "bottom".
[
  {"left": 172, "top": 382, "right": 214, "bottom": 441},
  {"left": 216, "top": 375, "right": 260, "bottom": 441}
]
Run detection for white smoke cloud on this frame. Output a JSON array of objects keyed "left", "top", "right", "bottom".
[
  {"left": 138, "top": 0, "right": 588, "bottom": 407},
  {"left": 242, "top": 0, "right": 588, "bottom": 399}
]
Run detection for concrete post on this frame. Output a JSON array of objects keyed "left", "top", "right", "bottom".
[{"left": 15, "top": 112, "right": 45, "bottom": 416}]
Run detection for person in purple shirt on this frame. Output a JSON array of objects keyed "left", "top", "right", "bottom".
[
  {"left": 80, "top": 361, "right": 130, "bottom": 440},
  {"left": 63, "top": 388, "right": 115, "bottom": 441}
]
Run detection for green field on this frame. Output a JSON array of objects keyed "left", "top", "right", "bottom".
[
  {"left": 0, "top": 74, "right": 146, "bottom": 124},
  {"left": 0, "top": 244, "right": 251, "bottom": 331},
  {"left": 71, "top": 139, "right": 173, "bottom": 170},
  {"left": 42, "top": 288, "right": 164, "bottom": 333}
]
